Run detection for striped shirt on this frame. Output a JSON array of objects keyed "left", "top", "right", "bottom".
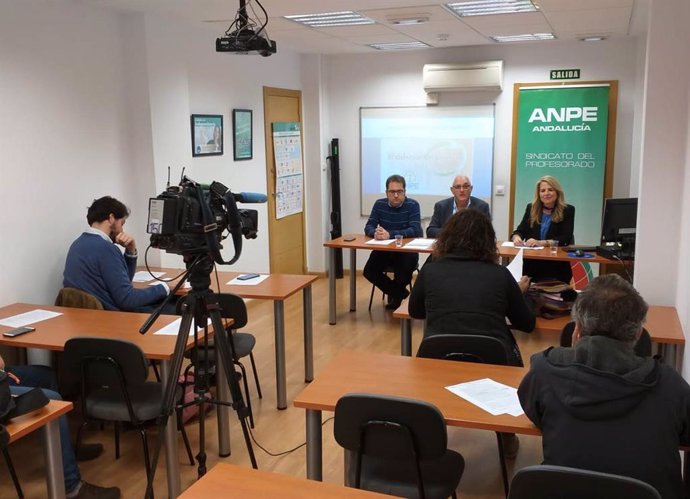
[{"left": 364, "top": 198, "right": 423, "bottom": 238}]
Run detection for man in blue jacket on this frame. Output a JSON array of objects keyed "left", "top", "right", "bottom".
[
  {"left": 63, "top": 196, "right": 169, "bottom": 312},
  {"left": 363, "top": 175, "right": 422, "bottom": 310},
  {"left": 426, "top": 175, "right": 491, "bottom": 238}
]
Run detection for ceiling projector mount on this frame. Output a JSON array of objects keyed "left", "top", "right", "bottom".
[{"left": 216, "top": 0, "right": 277, "bottom": 57}]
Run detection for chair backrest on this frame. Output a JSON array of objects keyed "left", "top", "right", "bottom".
[
  {"left": 62, "top": 337, "right": 149, "bottom": 396},
  {"left": 334, "top": 393, "right": 448, "bottom": 461},
  {"left": 559, "top": 321, "right": 652, "bottom": 357},
  {"left": 416, "top": 334, "right": 511, "bottom": 366},
  {"left": 55, "top": 287, "right": 103, "bottom": 310},
  {"left": 175, "top": 293, "right": 248, "bottom": 329},
  {"left": 508, "top": 465, "right": 661, "bottom": 499}
]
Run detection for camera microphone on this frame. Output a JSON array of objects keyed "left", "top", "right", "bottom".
[{"left": 233, "top": 192, "right": 268, "bottom": 203}]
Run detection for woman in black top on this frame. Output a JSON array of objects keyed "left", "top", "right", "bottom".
[
  {"left": 512, "top": 175, "right": 575, "bottom": 283},
  {"left": 409, "top": 209, "right": 535, "bottom": 366}
]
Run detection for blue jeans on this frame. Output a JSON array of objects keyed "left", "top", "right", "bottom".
[{"left": 8, "top": 365, "right": 81, "bottom": 493}]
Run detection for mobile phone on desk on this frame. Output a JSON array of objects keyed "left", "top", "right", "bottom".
[
  {"left": 3, "top": 326, "right": 36, "bottom": 337},
  {"left": 237, "top": 273, "right": 261, "bottom": 281}
]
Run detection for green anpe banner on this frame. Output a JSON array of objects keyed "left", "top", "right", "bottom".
[{"left": 513, "top": 85, "right": 610, "bottom": 245}]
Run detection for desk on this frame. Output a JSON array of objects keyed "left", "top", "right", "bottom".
[
  {"left": 393, "top": 300, "right": 685, "bottom": 369},
  {"left": 139, "top": 267, "right": 318, "bottom": 410},
  {"left": 324, "top": 235, "right": 432, "bottom": 325},
  {"left": 178, "top": 462, "right": 396, "bottom": 498},
  {"left": 324, "top": 235, "right": 621, "bottom": 325},
  {"left": 6, "top": 400, "right": 72, "bottom": 499},
  {"left": 294, "top": 350, "right": 537, "bottom": 481},
  {"left": 0, "top": 303, "right": 202, "bottom": 499}
]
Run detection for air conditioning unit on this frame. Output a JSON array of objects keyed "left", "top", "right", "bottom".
[{"left": 423, "top": 61, "right": 503, "bottom": 93}]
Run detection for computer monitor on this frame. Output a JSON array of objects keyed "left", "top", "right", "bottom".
[{"left": 600, "top": 197, "right": 637, "bottom": 258}]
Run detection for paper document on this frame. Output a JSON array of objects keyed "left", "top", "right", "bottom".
[
  {"left": 0, "top": 309, "right": 63, "bottom": 328},
  {"left": 153, "top": 317, "right": 212, "bottom": 336},
  {"left": 365, "top": 238, "right": 395, "bottom": 246},
  {"left": 446, "top": 378, "right": 524, "bottom": 417},
  {"left": 404, "top": 238, "right": 436, "bottom": 249},
  {"left": 506, "top": 248, "right": 524, "bottom": 282},
  {"left": 501, "top": 241, "right": 544, "bottom": 250},
  {"left": 133, "top": 271, "right": 166, "bottom": 282},
  {"left": 227, "top": 274, "right": 270, "bottom": 286}
]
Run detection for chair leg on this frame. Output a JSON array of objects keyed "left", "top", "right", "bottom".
[
  {"left": 495, "top": 432, "right": 510, "bottom": 497},
  {"left": 75, "top": 420, "right": 88, "bottom": 459},
  {"left": 114, "top": 422, "right": 121, "bottom": 460},
  {"left": 248, "top": 352, "right": 262, "bottom": 399},
  {"left": 177, "top": 408, "right": 195, "bottom": 466},
  {"left": 140, "top": 427, "right": 154, "bottom": 499},
  {"left": 235, "top": 362, "right": 254, "bottom": 428},
  {"left": 368, "top": 283, "right": 376, "bottom": 311},
  {"left": 151, "top": 360, "right": 161, "bottom": 382},
  {"left": 2, "top": 447, "right": 24, "bottom": 498}
]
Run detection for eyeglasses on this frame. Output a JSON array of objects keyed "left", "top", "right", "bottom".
[
  {"left": 387, "top": 189, "right": 405, "bottom": 196},
  {"left": 452, "top": 184, "right": 472, "bottom": 191}
]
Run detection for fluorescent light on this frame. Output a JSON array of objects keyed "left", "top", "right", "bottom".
[
  {"left": 387, "top": 14, "right": 431, "bottom": 25},
  {"left": 446, "top": 0, "right": 537, "bottom": 17},
  {"left": 580, "top": 35, "right": 608, "bottom": 42},
  {"left": 492, "top": 32, "right": 555, "bottom": 42},
  {"left": 368, "top": 41, "right": 430, "bottom": 50},
  {"left": 285, "top": 11, "right": 375, "bottom": 28}
]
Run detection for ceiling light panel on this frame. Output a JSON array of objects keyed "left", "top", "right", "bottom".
[
  {"left": 285, "top": 11, "right": 375, "bottom": 28},
  {"left": 491, "top": 32, "right": 555, "bottom": 42},
  {"left": 368, "top": 41, "right": 430, "bottom": 50},
  {"left": 447, "top": 1, "right": 538, "bottom": 17}
]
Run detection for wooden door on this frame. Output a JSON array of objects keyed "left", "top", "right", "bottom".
[{"left": 263, "top": 87, "right": 306, "bottom": 274}]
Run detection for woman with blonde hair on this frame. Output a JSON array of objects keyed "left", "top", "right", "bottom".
[{"left": 511, "top": 175, "right": 575, "bottom": 283}]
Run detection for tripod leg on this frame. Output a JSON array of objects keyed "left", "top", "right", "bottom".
[
  {"left": 209, "top": 308, "right": 258, "bottom": 468},
  {"left": 144, "top": 306, "right": 196, "bottom": 499},
  {"left": 215, "top": 345, "right": 231, "bottom": 457}
]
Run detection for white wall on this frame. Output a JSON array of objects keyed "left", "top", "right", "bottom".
[
  {"left": 142, "top": 15, "right": 304, "bottom": 273},
  {"left": 0, "top": 2, "right": 151, "bottom": 306},
  {"left": 0, "top": 1, "right": 305, "bottom": 309},
  {"left": 316, "top": 38, "right": 641, "bottom": 272}
]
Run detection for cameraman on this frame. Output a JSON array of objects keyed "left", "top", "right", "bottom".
[{"left": 63, "top": 196, "right": 170, "bottom": 312}]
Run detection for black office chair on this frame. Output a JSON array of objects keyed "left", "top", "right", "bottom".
[
  {"left": 559, "top": 321, "right": 653, "bottom": 357},
  {"left": 417, "top": 334, "right": 513, "bottom": 496},
  {"left": 62, "top": 337, "right": 194, "bottom": 487},
  {"left": 176, "top": 293, "right": 262, "bottom": 428},
  {"left": 334, "top": 393, "right": 465, "bottom": 499},
  {"left": 507, "top": 464, "right": 661, "bottom": 499}
]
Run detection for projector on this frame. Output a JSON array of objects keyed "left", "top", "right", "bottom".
[{"left": 216, "top": 29, "right": 277, "bottom": 57}]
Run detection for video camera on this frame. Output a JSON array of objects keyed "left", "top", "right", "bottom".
[{"left": 147, "top": 176, "right": 264, "bottom": 265}]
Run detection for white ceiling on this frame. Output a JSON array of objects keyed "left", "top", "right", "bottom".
[{"left": 83, "top": 0, "right": 646, "bottom": 54}]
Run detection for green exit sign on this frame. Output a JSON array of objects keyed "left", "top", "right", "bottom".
[{"left": 550, "top": 69, "right": 581, "bottom": 80}]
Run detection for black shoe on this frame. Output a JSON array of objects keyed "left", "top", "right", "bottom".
[
  {"left": 70, "top": 481, "right": 120, "bottom": 499},
  {"left": 76, "top": 443, "right": 103, "bottom": 461}
]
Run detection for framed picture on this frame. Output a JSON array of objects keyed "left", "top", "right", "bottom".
[
  {"left": 191, "top": 114, "right": 223, "bottom": 157},
  {"left": 233, "top": 109, "right": 253, "bottom": 160}
]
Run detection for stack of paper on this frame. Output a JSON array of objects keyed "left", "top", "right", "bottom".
[
  {"left": 365, "top": 239, "right": 395, "bottom": 246},
  {"left": 133, "top": 271, "right": 166, "bottom": 282},
  {"left": 446, "top": 378, "right": 524, "bottom": 417},
  {"left": 501, "top": 241, "right": 544, "bottom": 250},
  {"left": 0, "top": 309, "right": 62, "bottom": 327},
  {"left": 404, "top": 238, "right": 436, "bottom": 250}
]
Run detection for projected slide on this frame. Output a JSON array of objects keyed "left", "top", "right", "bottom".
[{"left": 361, "top": 106, "right": 495, "bottom": 218}]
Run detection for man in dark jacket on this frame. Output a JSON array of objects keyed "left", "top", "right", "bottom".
[
  {"left": 426, "top": 175, "right": 491, "bottom": 238},
  {"left": 518, "top": 274, "right": 690, "bottom": 499}
]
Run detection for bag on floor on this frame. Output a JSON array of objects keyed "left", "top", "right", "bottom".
[{"left": 527, "top": 280, "right": 578, "bottom": 319}]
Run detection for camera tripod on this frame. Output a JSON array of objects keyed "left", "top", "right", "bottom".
[{"left": 142, "top": 255, "right": 257, "bottom": 499}]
